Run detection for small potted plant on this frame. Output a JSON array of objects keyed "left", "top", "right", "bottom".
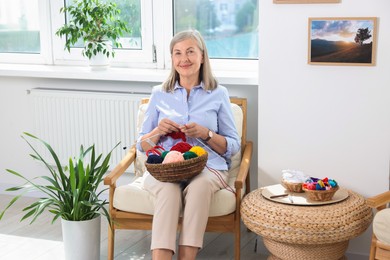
[
  {"left": 55, "top": 0, "right": 131, "bottom": 68},
  {"left": 0, "top": 132, "right": 119, "bottom": 260}
]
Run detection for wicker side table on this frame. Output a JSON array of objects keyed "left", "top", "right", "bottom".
[{"left": 241, "top": 187, "right": 373, "bottom": 260}]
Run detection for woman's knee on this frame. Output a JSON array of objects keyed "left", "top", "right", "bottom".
[{"left": 184, "top": 177, "right": 214, "bottom": 198}]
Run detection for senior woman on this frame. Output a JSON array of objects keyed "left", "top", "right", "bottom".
[{"left": 137, "top": 29, "right": 240, "bottom": 260}]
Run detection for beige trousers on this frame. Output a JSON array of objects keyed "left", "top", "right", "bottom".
[{"left": 143, "top": 167, "right": 229, "bottom": 253}]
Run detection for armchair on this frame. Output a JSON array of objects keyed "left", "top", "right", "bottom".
[
  {"left": 366, "top": 190, "right": 390, "bottom": 260},
  {"left": 104, "top": 97, "right": 253, "bottom": 260}
]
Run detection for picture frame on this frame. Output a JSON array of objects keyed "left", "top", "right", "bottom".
[
  {"left": 308, "top": 17, "right": 377, "bottom": 66},
  {"left": 274, "top": 0, "right": 340, "bottom": 4}
]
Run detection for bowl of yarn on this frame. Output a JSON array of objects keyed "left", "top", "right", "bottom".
[
  {"left": 302, "top": 177, "right": 339, "bottom": 201},
  {"left": 145, "top": 142, "right": 208, "bottom": 183}
]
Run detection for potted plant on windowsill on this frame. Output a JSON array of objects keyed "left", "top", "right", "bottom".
[
  {"left": 0, "top": 132, "right": 119, "bottom": 260},
  {"left": 55, "top": 0, "right": 131, "bottom": 69}
]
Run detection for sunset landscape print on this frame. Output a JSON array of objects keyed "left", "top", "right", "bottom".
[{"left": 308, "top": 17, "right": 377, "bottom": 65}]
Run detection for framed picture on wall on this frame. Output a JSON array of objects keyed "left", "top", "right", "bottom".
[
  {"left": 308, "top": 17, "right": 378, "bottom": 66},
  {"left": 274, "top": 0, "right": 340, "bottom": 3}
]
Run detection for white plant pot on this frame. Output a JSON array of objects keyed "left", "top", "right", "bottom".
[
  {"left": 87, "top": 41, "right": 112, "bottom": 70},
  {"left": 61, "top": 215, "right": 101, "bottom": 260}
]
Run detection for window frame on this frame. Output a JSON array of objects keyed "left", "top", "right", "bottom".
[
  {"left": 0, "top": 0, "right": 52, "bottom": 64},
  {"left": 161, "top": 0, "right": 258, "bottom": 73},
  {"left": 50, "top": 0, "right": 156, "bottom": 68},
  {"left": 0, "top": 0, "right": 258, "bottom": 74}
]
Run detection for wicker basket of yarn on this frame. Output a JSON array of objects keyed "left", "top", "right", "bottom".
[
  {"left": 303, "top": 177, "right": 339, "bottom": 201},
  {"left": 303, "top": 186, "right": 339, "bottom": 201},
  {"left": 146, "top": 153, "right": 208, "bottom": 182},
  {"left": 145, "top": 143, "right": 208, "bottom": 183}
]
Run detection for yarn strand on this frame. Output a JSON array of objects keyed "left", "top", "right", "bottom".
[{"left": 122, "top": 133, "right": 162, "bottom": 150}]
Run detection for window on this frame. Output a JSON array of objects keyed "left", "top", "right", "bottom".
[
  {"left": 1, "top": 0, "right": 258, "bottom": 72},
  {"left": 173, "top": 0, "right": 258, "bottom": 60},
  {"left": 51, "top": 0, "right": 154, "bottom": 67},
  {"left": 0, "top": 0, "right": 40, "bottom": 53},
  {"left": 0, "top": 0, "right": 51, "bottom": 64},
  {"left": 63, "top": 0, "right": 142, "bottom": 50}
]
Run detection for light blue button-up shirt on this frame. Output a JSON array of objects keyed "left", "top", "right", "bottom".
[{"left": 137, "top": 81, "right": 240, "bottom": 171}]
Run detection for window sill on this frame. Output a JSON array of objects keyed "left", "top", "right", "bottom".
[{"left": 0, "top": 64, "right": 258, "bottom": 86}]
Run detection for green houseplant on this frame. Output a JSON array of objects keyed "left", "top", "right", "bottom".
[
  {"left": 0, "top": 132, "right": 118, "bottom": 225},
  {"left": 55, "top": 0, "right": 131, "bottom": 60},
  {"left": 0, "top": 132, "right": 119, "bottom": 259}
]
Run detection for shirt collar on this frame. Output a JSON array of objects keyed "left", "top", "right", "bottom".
[{"left": 174, "top": 81, "right": 206, "bottom": 91}]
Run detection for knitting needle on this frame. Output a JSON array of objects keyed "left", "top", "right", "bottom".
[{"left": 270, "top": 194, "right": 289, "bottom": 199}]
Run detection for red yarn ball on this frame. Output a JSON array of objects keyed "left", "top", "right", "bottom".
[{"left": 170, "top": 142, "right": 192, "bottom": 153}]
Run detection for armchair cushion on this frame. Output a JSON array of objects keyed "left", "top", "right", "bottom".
[
  {"left": 113, "top": 102, "right": 245, "bottom": 217},
  {"left": 113, "top": 174, "right": 239, "bottom": 216},
  {"left": 373, "top": 208, "right": 390, "bottom": 245}
]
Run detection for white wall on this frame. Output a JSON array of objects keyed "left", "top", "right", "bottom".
[
  {"left": 259, "top": 0, "right": 390, "bottom": 256},
  {"left": 1, "top": 0, "right": 389, "bottom": 256}
]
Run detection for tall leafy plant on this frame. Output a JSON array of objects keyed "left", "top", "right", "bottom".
[
  {"left": 0, "top": 132, "right": 118, "bottom": 227},
  {"left": 56, "top": 0, "right": 131, "bottom": 59}
]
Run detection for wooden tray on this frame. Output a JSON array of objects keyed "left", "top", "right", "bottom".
[{"left": 261, "top": 184, "right": 349, "bottom": 205}]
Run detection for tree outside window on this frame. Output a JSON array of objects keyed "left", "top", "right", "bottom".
[{"left": 174, "top": 0, "right": 258, "bottom": 59}]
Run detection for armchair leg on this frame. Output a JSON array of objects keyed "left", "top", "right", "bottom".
[
  {"left": 369, "top": 235, "right": 377, "bottom": 260},
  {"left": 108, "top": 226, "right": 115, "bottom": 260},
  {"left": 234, "top": 222, "right": 241, "bottom": 260}
]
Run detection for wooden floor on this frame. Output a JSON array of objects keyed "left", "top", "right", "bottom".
[{"left": 0, "top": 194, "right": 268, "bottom": 260}]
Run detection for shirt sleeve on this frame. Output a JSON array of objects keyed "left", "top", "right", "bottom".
[
  {"left": 136, "top": 86, "right": 160, "bottom": 152},
  {"left": 217, "top": 87, "right": 241, "bottom": 160}
]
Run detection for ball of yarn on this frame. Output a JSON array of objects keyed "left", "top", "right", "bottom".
[
  {"left": 315, "top": 183, "right": 326, "bottom": 190},
  {"left": 161, "top": 151, "right": 169, "bottom": 159},
  {"left": 183, "top": 151, "right": 198, "bottom": 160},
  {"left": 317, "top": 180, "right": 325, "bottom": 188},
  {"left": 171, "top": 142, "right": 192, "bottom": 153},
  {"left": 146, "top": 154, "right": 163, "bottom": 164},
  {"left": 328, "top": 179, "right": 338, "bottom": 188},
  {"left": 189, "top": 146, "right": 207, "bottom": 157},
  {"left": 162, "top": 151, "right": 184, "bottom": 164},
  {"left": 306, "top": 183, "right": 316, "bottom": 190}
]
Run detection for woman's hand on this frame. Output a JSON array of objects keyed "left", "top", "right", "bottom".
[
  {"left": 181, "top": 122, "right": 227, "bottom": 155},
  {"left": 179, "top": 122, "right": 208, "bottom": 139},
  {"left": 140, "top": 118, "right": 180, "bottom": 152},
  {"left": 157, "top": 118, "right": 181, "bottom": 135}
]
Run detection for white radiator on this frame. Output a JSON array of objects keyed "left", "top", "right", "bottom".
[{"left": 30, "top": 88, "right": 148, "bottom": 170}]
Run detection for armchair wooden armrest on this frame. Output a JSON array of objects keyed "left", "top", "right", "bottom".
[
  {"left": 104, "top": 144, "right": 137, "bottom": 186},
  {"left": 235, "top": 141, "right": 253, "bottom": 191},
  {"left": 367, "top": 190, "right": 390, "bottom": 259},
  {"left": 366, "top": 190, "right": 390, "bottom": 211}
]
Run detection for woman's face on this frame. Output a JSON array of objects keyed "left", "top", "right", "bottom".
[{"left": 172, "top": 38, "right": 204, "bottom": 81}]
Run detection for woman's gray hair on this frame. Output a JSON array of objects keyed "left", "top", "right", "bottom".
[{"left": 162, "top": 29, "right": 218, "bottom": 92}]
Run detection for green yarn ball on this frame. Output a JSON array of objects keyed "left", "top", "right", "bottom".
[
  {"left": 183, "top": 151, "right": 198, "bottom": 160},
  {"left": 161, "top": 151, "right": 169, "bottom": 159}
]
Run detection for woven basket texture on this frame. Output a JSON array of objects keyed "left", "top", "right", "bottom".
[
  {"left": 303, "top": 187, "right": 339, "bottom": 201},
  {"left": 264, "top": 238, "right": 348, "bottom": 260},
  {"left": 145, "top": 153, "right": 208, "bottom": 182},
  {"left": 267, "top": 256, "right": 347, "bottom": 260},
  {"left": 241, "top": 189, "right": 373, "bottom": 246},
  {"left": 281, "top": 180, "right": 304, "bottom": 193}
]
